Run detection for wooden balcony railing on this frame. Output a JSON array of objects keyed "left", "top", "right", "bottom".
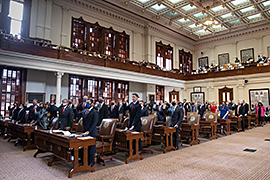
[{"left": 1, "top": 37, "right": 270, "bottom": 81}]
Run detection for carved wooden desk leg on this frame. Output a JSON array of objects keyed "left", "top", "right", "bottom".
[
  {"left": 23, "top": 132, "right": 32, "bottom": 151},
  {"left": 48, "top": 155, "right": 58, "bottom": 166},
  {"left": 237, "top": 121, "right": 242, "bottom": 132},
  {"left": 34, "top": 149, "right": 46, "bottom": 158},
  {"left": 126, "top": 140, "right": 133, "bottom": 164},
  {"left": 163, "top": 134, "right": 169, "bottom": 153},
  {"left": 69, "top": 148, "right": 79, "bottom": 178}
]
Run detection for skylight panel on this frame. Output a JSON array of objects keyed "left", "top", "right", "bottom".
[
  {"left": 151, "top": 4, "right": 167, "bottom": 11},
  {"left": 221, "top": 13, "right": 232, "bottom": 18},
  {"left": 229, "top": 19, "right": 239, "bottom": 24},
  {"left": 231, "top": 0, "right": 249, "bottom": 6},
  {"left": 212, "top": 24, "right": 222, "bottom": 28},
  {"left": 240, "top": 6, "right": 255, "bottom": 13},
  {"left": 167, "top": 12, "right": 178, "bottom": 17},
  {"left": 168, "top": 0, "right": 183, "bottom": 3},
  {"left": 137, "top": 0, "right": 150, "bottom": 3},
  {"left": 182, "top": 4, "right": 196, "bottom": 11},
  {"left": 262, "top": 1, "right": 270, "bottom": 6},
  {"left": 247, "top": 13, "right": 261, "bottom": 19},
  {"left": 194, "top": 12, "right": 206, "bottom": 18},
  {"left": 211, "top": 5, "right": 225, "bottom": 12},
  {"left": 188, "top": 24, "right": 196, "bottom": 28},
  {"left": 178, "top": 18, "right": 190, "bottom": 23}
]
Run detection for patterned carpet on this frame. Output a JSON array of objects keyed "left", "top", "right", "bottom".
[{"left": 0, "top": 125, "right": 270, "bottom": 180}]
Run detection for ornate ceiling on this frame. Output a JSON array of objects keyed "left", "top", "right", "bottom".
[{"left": 107, "top": 0, "right": 270, "bottom": 40}]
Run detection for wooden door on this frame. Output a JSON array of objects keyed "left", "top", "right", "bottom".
[
  {"left": 218, "top": 86, "right": 233, "bottom": 105},
  {"left": 169, "top": 89, "right": 179, "bottom": 103}
]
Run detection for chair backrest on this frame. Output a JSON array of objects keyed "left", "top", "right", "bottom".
[
  {"left": 50, "top": 118, "right": 58, "bottom": 130},
  {"left": 76, "top": 118, "right": 83, "bottom": 132},
  {"left": 187, "top": 114, "right": 200, "bottom": 125},
  {"left": 228, "top": 110, "right": 235, "bottom": 117},
  {"left": 187, "top": 112, "right": 198, "bottom": 120},
  {"left": 204, "top": 112, "right": 217, "bottom": 122},
  {"left": 165, "top": 116, "right": 170, "bottom": 126},
  {"left": 141, "top": 116, "right": 155, "bottom": 132},
  {"left": 99, "top": 119, "right": 117, "bottom": 136},
  {"left": 148, "top": 115, "right": 157, "bottom": 125},
  {"left": 119, "top": 114, "right": 124, "bottom": 123},
  {"left": 120, "top": 117, "right": 129, "bottom": 129}
]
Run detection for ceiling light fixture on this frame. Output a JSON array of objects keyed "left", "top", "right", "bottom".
[{"left": 200, "top": 16, "right": 219, "bottom": 29}]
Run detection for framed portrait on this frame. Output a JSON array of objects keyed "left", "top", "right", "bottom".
[
  {"left": 198, "top": 57, "right": 208, "bottom": 67},
  {"left": 26, "top": 93, "right": 45, "bottom": 103},
  {"left": 249, "top": 89, "right": 269, "bottom": 109},
  {"left": 240, "top": 48, "right": 254, "bottom": 62},
  {"left": 190, "top": 92, "right": 205, "bottom": 103},
  {"left": 193, "top": 87, "right": 201, "bottom": 92},
  {"left": 218, "top": 53, "right": 229, "bottom": 66},
  {"left": 148, "top": 94, "right": 155, "bottom": 104}
]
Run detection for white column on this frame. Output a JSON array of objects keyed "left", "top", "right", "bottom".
[
  {"left": 132, "top": 31, "right": 136, "bottom": 61},
  {"left": 56, "top": 72, "right": 64, "bottom": 106},
  {"left": 210, "top": 46, "right": 215, "bottom": 65},
  {"left": 44, "top": 0, "right": 53, "bottom": 40},
  {"left": 60, "top": 6, "right": 70, "bottom": 47},
  {"left": 257, "top": 36, "right": 263, "bottom": 56},
  {"left": 173, "top": 43, "right": 177, "bottom": 69}
]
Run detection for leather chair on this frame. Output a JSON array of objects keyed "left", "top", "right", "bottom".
[
  {"left": 118, "top": 117, "right": 129, "bottom": 129},
  {"left": 180, "top": 114, "right": 201, "bottom": 145},
  {"left": 49, "top": 118, "right": 58, "bottom": 130},
  {"left": 200, "top": 112, "right": 218, "bottom": 140},
  {"left": 187, "top": 112, "right": 198, "bottom": 120},
  {"left": 75, "top": 118, "right": 83, "bottom": 133},
  {"left": 96, "top": 119, "right": 117, "bottom": 166},
  {"left": 140, "top": 116, "right": 155, "bottom": 154}
]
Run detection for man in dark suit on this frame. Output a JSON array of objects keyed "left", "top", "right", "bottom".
[
  {"left": 17, "top": 104, "right": 26, "bottom": 123},
  {"left": 80, "top": 99, "right": 98, "bottom": 166},
  {"left": 198, "top": 102, "right": 205, "bottom": 117},
  {"left": 127, "top": 93, "right": 142, "bottom": 152},
  {"left": 109, "top": 100, "right": 119, "bottom": 118},
  {"left": 153, "top": 101, "right": 163, "bottom": 121},
  {"left": 76, "top": 96, "right": 88, "bottom": 117},
  {"left": 235, "top": 100, "right": 242, "bottom": 116},
  {"left": 139, "top": 100, "right": 149, "bottom": 117},
  {"left": 239, "top": 100, "right": 249, "bottom": 132},
  {"left": 25, "top": 99, "right": 39, "bottom": 122},
  {"left": 97, "top": 96, "right": 108, "bottom": 126},
  {"left": 58, "top": 99, "right": 74, "bottom": 131},
  {"left": 117, "top": 99, "right": 126, "bottom": 118},
  {"left": 47, "top": 102, "right": 58, "bottom": 120},
  {"left": 168, "top": 101, "right": 183, "bottom": 150}
]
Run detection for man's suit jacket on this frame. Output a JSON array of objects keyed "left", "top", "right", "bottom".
[
  {"left": 97, "top": 103, "right": 108, "bottom": 126},
  {"left": 128, "top": 101, "right": 141, "bottom": 132},
  {"left": 47, "top": 104, "right": 57, "bottom": 119},
  {"left": 168, "top": 106, "right": 183, "bottom": 128},
  {"left": 109, "top": 105, "right": 119, "bottom": 118},
  {"left": 17, "top": 108, "right": 26, "bottom": 123},
  {"left": 25, "top": 104, "right": 39, "bottom": 121},
  {"left": 58, "top": 105, "right": 74, "bottom": 130},
  {"left": 190, "top": 105, "right": 198, "bottom": 113},
  {"left": 239, "top": 103, "right": 249, "bottom": 116},
  {"left": 198, "top": 105, "right": 205, "bottom": 117},
  {"left": 140, "top": 107, "right": 149, "bottom": 117},
  {"left": 118, "top": 103, "right": 126, "bottom": 115},
  {"left": 81, "top": 108, "right": 99, "bottom": 137}
]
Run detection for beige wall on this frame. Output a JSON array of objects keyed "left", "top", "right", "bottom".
[{"left": 184, "top": 73, "right": 270, "bottom": 105}]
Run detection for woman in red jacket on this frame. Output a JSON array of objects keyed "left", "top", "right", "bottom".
[{"left": 210, "top": 101, "right": 217, "bottom": 113}]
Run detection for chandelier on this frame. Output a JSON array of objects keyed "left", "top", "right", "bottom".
[
  {"left": 201, "top": 16, "right": 219, "bottom": 29},
  {"left": 200, "top": 0, "right": 215, "bottom": 10}
]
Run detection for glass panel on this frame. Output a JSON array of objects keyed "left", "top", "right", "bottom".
[
  {"left": 223, "top": 92, "right": 226, "bottom": 101},
  {"left": 9, "top": 1, "right": 24, "bottom": 20},
  {"left": 227, "top": 92, "right": 230, "bottom": 101}
]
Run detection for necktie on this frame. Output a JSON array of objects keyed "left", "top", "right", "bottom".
[
  {"left": 83, "top": 103, "right": 85, "bottom": 109},
  {"left": 172, "top": 107, "right": 175, "bottom": 115},
  {"left": 85, "top": 109, "right": 90, "bottom": 118},
  {"left": 111, "top": 105, "right": 114, "bottom": 112},
  {"left": 131, "top": 103, "right": 135, "bottom": 111},
  {"left": 98, "top": 104, "right": 102, "bottom": 112},
  {"left": 61, "top": 105, "right": 67, "bottom": 113}
]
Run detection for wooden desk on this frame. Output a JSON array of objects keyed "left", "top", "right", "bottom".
[
  {"left": 114, "top": 129, "right": 143, "bottom": 164},
  {"left": 249, "top": 114, "right": 258, "bottom": 127},
  {"left": 229, "top": 116, "right": 242, "bottom": 132},
  {"left": 34, "top": 130, "right": 95, "bottom": 178},
  {"left": 181, "top": 123, "right": 200, "bottom": 146},
  {"left": 0, "top": 119, "right": 10, "bottom": 139},
  {"left": 8, "top": 123, "right": 37, "bottom": 151},
  {"left": 200, "top": 121, "right": 218, "bottom": 140},
  {"left": 153, "top": 125, "right": 176, "bottom": 153},
  {"left": 245, "top": 116, "right": 251, "bottom": 129},
  {"left": 217, "top": 119, "right": 231, "bottom": 136}
]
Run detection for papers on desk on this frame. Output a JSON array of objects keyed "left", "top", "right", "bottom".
[
  {"left": 77, "top": 136, "right": 94, "bottom": 140},
  {"left": 52, "top": 130, "right": 71, "bottom": 136},
  {"left": 131, "top": 132, "right": 140, "bottom": 134}
]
